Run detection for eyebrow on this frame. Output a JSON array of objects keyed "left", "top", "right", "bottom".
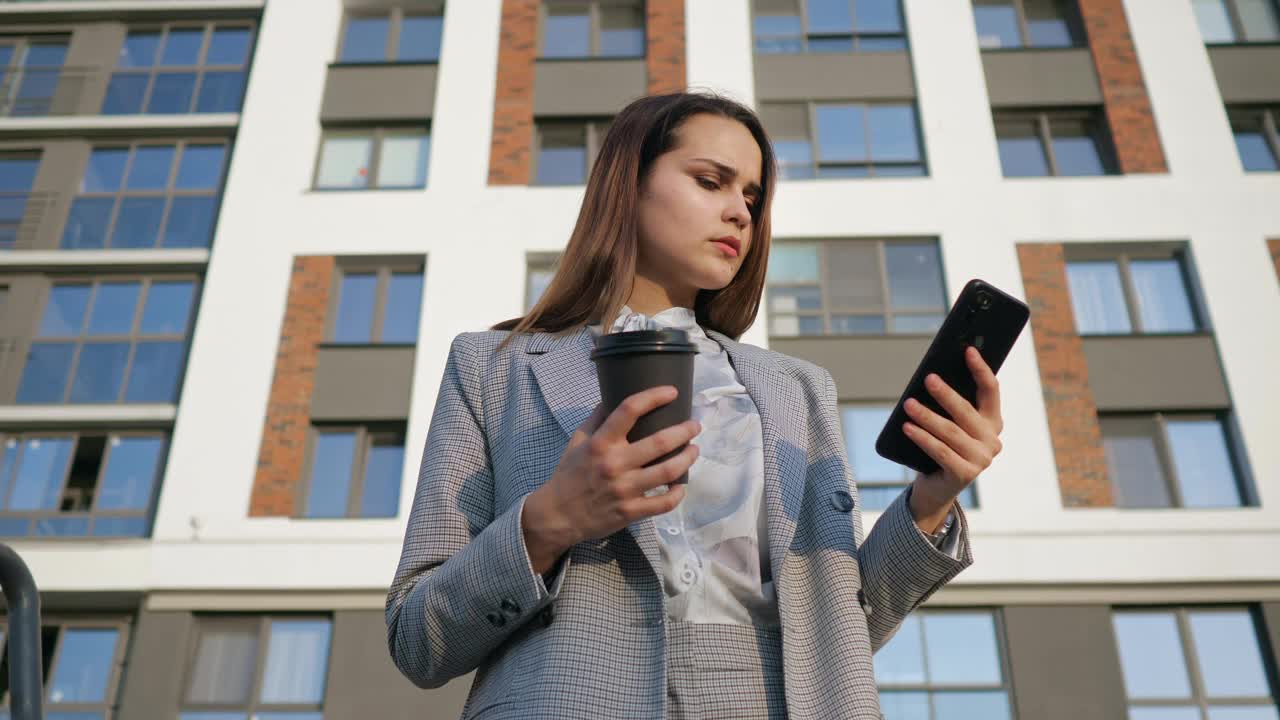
[{"left": 690, "top": 157, "right": 764, "bottom": 199}]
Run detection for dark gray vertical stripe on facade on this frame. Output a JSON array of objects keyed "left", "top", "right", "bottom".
[
  {"left": 1261, "top": 603, "right": 1280, "bottom": 688},
  {"left": 116, "top": 610, "right": 194, "bottom": 720},
  {"left": 1003, "top": 605, "right": 1128, "bottom": 720}
]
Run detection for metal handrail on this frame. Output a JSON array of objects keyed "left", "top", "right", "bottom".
[{"left": 0, "top": 543, "right": 43, "bottom": 720}]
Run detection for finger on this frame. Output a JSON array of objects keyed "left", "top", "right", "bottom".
[
  {"left": 904, "top": 397, "right": 989, "bottom": 464},
  {"left": 623, "top": 442, "right": 700, "bottom": 495},
  {"left": 966, "top": 346, "right": 1003, "bottom": 432},
  {"left": 596, "top": 385, "right": 679, "bottom": 444},
  {"left": 923, "top": 372, "right": 994, "bottom": 443},
  {"left": 622, "top": 482, "right": 687, "bottom": 521},
  {"left": 621, "top": 418, "right": 702, "bottom": 469},
  {"left": 904, "top": 421, "right": 981, "bottom": 483},
  {"left": 572, "top": 402, "right": 611, "bottom": 446}
]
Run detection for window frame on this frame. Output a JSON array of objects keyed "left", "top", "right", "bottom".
[
  {"left": 1065, "top": 244, "right": 1205, "bottom": 336},
  {"left": 536, "top": 0, "right": 647, "bottom": 59},
  {"left": 993, "top": 108, "right": 1117, "bottom": 177},
  {"left": 1200, "top": 0, "right": 1280, "bottom": 44},
  {"left": 0, "top": 34, "right": 72, "bottom": 117},
  {"left": 0, "top": 615, "right": 131, "bottom": 715},
  {"left": 324, "top": 258, "right": 424, "bottom": 344},
  {"left": 875, "top": 607, "right": 1016, "bottom": 712},
  {"left": 298, "top": 423, "right": 406, "bottom": 519},
  {"left": 972, "top": 0, "right": 1086, "bottom": 50},
  {"left": 179, "top": 614, "right": 333, "bottom": 716},
  {"left": 751, "top": 0, "right": 910, "bottom": 54},
  {"left": 0, "top": 149, "right": 44, "bottom": 250},
  {"left": 763, "top": 101, "right": 928, "bottom": 178},
  {"left": 312, "top": 125, "right": 431, "bottom": 191},
  {"left": 530, "top": 117, "right": 612, "bottom": 185},
  {"left": 1227, "top": 105, "right": 1280, "bottom": 172},
  {"left": 1099, "top": 412, "right": 1249, "bottom": 509},
  {"left": 524, "top": 251, "right": 561, "bottom": 312},
  {"left": 335, "top": 5, "right": 445, "bottom": 64},
  {"left": 104, "top": 22, "right": 256, "bottom": 115}
]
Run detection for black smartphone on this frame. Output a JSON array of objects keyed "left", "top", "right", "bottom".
[{"left": 874, "top": 278, "right": 1030, "bottom": 476}]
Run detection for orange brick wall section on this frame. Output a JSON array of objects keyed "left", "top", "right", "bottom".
[
  {"left": 249, "top": 255, "right": 335, "bottom": 517},
  {"left": 488, "top": 0, "right": 538, "bottom": 185},
  {"left": 1077, "top": 0, "right": 1168, "bottom": 174},
  {"left": 646, "top": 0, "right": 686, "bottom": 94},
  {"left": 1017, "top": 243, "right": 1114, "bottom": 507}
]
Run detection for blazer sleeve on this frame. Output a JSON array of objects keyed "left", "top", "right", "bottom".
[
  {"left": 385, "top": 333, "right": 566, "bottom": 689},
  {"left": 822, "top": 369, "right": 974, "bottom": 654}
]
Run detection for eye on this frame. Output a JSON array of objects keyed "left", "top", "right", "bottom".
[{"left": 696, "top": 176, "right": 719, "bottom": 190}]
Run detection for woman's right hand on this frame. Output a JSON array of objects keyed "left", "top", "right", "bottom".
[{"left": 522, "top": 385, "right": 702, "bottom": 574}]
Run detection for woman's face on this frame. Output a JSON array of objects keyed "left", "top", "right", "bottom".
[{"left": 635, "top": 113, "right": 764, "bottom": 306}]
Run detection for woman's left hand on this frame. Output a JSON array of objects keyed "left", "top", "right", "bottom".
[{"left": 903, "top": 346, "right": 1005, "bottom": 518}]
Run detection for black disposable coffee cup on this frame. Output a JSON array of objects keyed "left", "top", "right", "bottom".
[{"left": 590, "top": 328, "right": 698, "bottom": 484}]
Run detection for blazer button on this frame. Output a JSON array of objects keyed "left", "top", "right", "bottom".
[
  {"left": 485, "top": 611, "right": 506, "bottom": 628},
  {"left": 501, "top": 598, "right": 521, "bottom": 616},
  {"left": 539, "top": 606, "right": 555, "bottom": 628},
  {"left": 830, "top": 490, "right": 854, "bottom": 513}
]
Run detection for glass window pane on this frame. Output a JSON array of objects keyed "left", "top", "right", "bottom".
[
  {"left": 816, "top": 105, "right": 867, "bottom": 162},
  {"left": 526, "top": 267, "right": 555, "bottom": 311},
  {"left": 195, "top": 71, "right": 246, "bottom": 113},
  {"left": 1166, "top": 419, "right": 1242, "bottom": 507},
  {"left": 360, "top": 440, "right": 403, "bottom": 518},
  {"left": 1025, "top": 0, "right": 1076, "bottom": 47},
  {"left": 39, "top": 285, "right": 91, "bottom": 336},
  {"left": 1066, "top": 261, "right": 1132, "bottom": 334},
  {"left": 1193, "top": 0, "right": 1237, "bottom": 42},
  {"left": 767, "top": 244, "right": 820, "bottom": 283},
  {"left": 1238, "top": 0, "right": 1280, "bottom": 40},
  {"left": 868, "top": 105, "right": 920, "bottom": 162},
  {"left": 206, "top": 27, "right": 251, "bottom": 65},
  {"left": 600, "top": 6, "right": 645, "bottom": 56},
  {"left": 1234, "top": 131, "right": 1279, "bottom": 172},
  {"left": 755, "top": 8, "right": 804, "bottom": 53},
  {"left": 399, "top": 16, "right": 443, "bottom": 61},
  {"left": 306, "top": 432, "right": 356, "bottom": 517},
  {"left": 377, "top": 134, "right": 429, "bottom": 188},
  {"left": 7, "top": 437, "right": 73, "bottom": 511},
  {"left": 0, "top": 155, "right": 38, "bottom": 192},
  {"left": 874, "top": 614, "right": 925, "bottom": 683},
  {"left": 317, "top": 137, "right": 372, "bottom": 189},
  {"left": 342, "top": 16, "right": 390, "bottom": 62},
  {"left": 844, "top": 405, "right": 912, "bottom": 488},
  {"left": 1189, "top": 611, "right": 1270, "bottom": 697},
  {"left": 974, "top": 2, "right": 1023, "bottom": 48},
  {"left": 885, "top": 243, "right": 944, "bottom": 309},
  {"left": 1207, "top": 707, "right": 1280, "bottom": 720},
  {"left": 923, "top": 613, "right": 1002, "bottom": 685},
  {"left": 770, "top": 314, "right": 824, "bottom": 336},
  {"left": 187, "top": 626, "right": 257, "bottom": 704},
  {"left": 997, "top": 121, "right": 1050, "bottom": 176},
  {"left": 1113, "top": 612, "right": 1193, "bottom": 699},
  {"left": 334, "top": 273, "right": 376, "bottom": 343},
  {"left": 83, "top": 149, "right": 128, "bottom": 192},
  {"left": 124, "top": 341, "right": 187, "bottom": 403},
  {"left": 830, "top": 314, "right": 886, "bottom": 334},
  {"left": 180, "top": 714, "right": 249, "bottom": 720},
  {"left": 163, "top": 196, "right": 217, "bottom": 248},
  {"left": 857, "top": 0, "right": 904, "bottom": 33},
  {"left": 161, "top": 29, "right": 203, "bottom": 66},
  {"left": 119, "top": 32, "right": 160, "bottom": 67},
  {"left": 47, "top": 628, "right": 118, "bottom": 703},
  {"left": 101, "top": 73, "right": 147, "bottom": 115},
  {"left": 1052, "top": 122, "right": 1106, "bottom": 176},
  {"left": 543, "top": 9, "right": 590, "bottom": 57},
  {"left": 892, "top": 313, "right": 944, "bottom": 333},
  {"left": 141, "top": 281, "right": 196, "bottom": 335},
  {"left": 147, "top": 72, "right": 196, "bottom": 113},
  {"left": 768, "top": 286, "right": 822, "bottom": 313},
  {"left": 809, "top": 0, "right": 854, "bottom": 33},
  {"left": 1104, "top": 433, "right": 1173, "bottom": 508},
  {"left": 879, "top": 691, "right": 930, "bottom": 720},
  {"left": 113, "top": 197, "right": 165, "bottom": 249},
  {"left": 774, "top": 139, "right": 814, "bottom": 178},
  {"left": 87, "top": 282, "right": 140, "bottom": 336},
  {"left": 1130, "top": 707, "right": 1202, "bottom": 720},
  {"left": 1129, "top": 259, "right": 1196, "bottom": 332},
  {"left": 16, "top": 343, "right": 75, "bottom": 404},
  {"left": 96, "top": 436, "right": 163, "bottom": 511},
  {"left": 69, "top": 342, "right": 130, "bottom": 403},
  {"left": 61, "top": 198, "right": 114, "bottom": 250},
  {"left": 128, "top": 146, "right": 176, "bottom": 190},
  {"left": 260, "top": 620, "right": 332, "bottom": 703},
  {"left": 932, "top": 691, "right": 1012, "bottom": 720},
  {"left": 382, "top": 273, "right": 423, "bottom": 343}
]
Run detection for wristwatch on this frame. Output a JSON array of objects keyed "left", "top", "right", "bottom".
[{"left": 924, "top": 511, "right": 955, "bottom": 549}]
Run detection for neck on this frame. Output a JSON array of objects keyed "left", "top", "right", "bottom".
[{"left": 627, "top": 272, "right": 695, "bottom": 317}]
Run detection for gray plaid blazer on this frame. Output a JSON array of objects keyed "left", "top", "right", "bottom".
[{"left": 387, "top": 327, "right": 973, "bottom": 719}]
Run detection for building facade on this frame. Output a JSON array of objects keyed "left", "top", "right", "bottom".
[{"left": 0, "top": 0, "right": 1278, "bottom": 717}]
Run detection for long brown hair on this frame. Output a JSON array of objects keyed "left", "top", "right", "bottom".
[{"left": 492, "top": 91, "right": 777, "bottom": 353}]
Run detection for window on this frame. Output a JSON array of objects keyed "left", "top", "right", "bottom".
[
  {"left": 181, "top": 616, "right": 332, "bottom": 719},
  {"left": 753, "top": 0, "right": 908, "bottom": 53},
  {"left": 875, "top": 610, "right": 1014, "bottom": 719},
  {"left": 61, "top": 142, "right": 229, "bottom": 250},
  {"left": 841, "top": 404, "right": 977, "bottom": 510},
  {"left": 995, "top": 109, "right": 1114, "bottom": 177},
  {"left": 0, "top": 37, "right": 68, "bottom": 117},
  {"left": 766, "top": 240, "right": 947, "bottom": 337},
  {"left": 102, "top": 24, "right": 254, "bottom": 115},
  {"left": 1192, "top": 0, "right": 1280, "bottom": 43},
  {"left": 539, "top": 1, "right": 645, "bottom": 58},
  {"left": 338, "top": 7, "right": 444, "bottom": 63},
  {"left": 1113, "top": 608, "right": 1279, "bottom": 717},
  {"left": 329, "top": 263, "right": 423, "bottom": 344},
  {"left": 1101, "top": 414, "right": 1248, "bottom": 508},
  {"left": 533, "top": 118, "right": 612, "bottom": 185},
  {"left": 0, "top": 431, "right": 165, "bottom": 537},
  {"left": 525, "top": 253, "right": 560, "bottom": 312},
  {"left": 1228, "top": 106, "right": 1280, "bottom": 172},
  {"left": 0, "top": 620, "right": 127, "bottom": 716},
  {"left": 16, "top": 277, "right": 198, "bottom": 405},
  {"left": 761, "top": 102, "right": 926, "bottom": 178},
  {"left": 1066, "top": 251, "right": 1200, "bottom": 335},
  {"left": 301, "top": 425, "right": 404, "bottom": 519},
  {"left": 0, "top": 152, "right": 40, "bottom": 250},
  {"left": 315, "top": 127, "right": 430, "bottom": 190},
  {"left": 972, "top": 0, "right": 1084, "bottom": 48}
]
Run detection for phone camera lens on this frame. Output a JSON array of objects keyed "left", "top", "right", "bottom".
[{"left": 976, "top": 291, "right": 992, "bottom": 310}]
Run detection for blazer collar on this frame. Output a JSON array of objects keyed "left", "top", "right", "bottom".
[{"left": 527, "top": 326, "right": 807, "bottom": 587}]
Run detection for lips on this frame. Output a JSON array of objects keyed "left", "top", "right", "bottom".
[{"left": 712, "top": 236, "right": 741, "bottom": 257}]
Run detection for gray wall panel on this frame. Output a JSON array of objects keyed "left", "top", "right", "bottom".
[
  {"left": 1082, "top": 335, "right": 1230, "bottom": 411},
  {"left": 311, "top": 346, "right": 416, "bottom": 420},
  {"left": 1207, "top": 46, "right": 1280, "bottom": 103},
  {"left": 1261, "top": 603, "right": 1280, "bottom": 684},
  {"left": 769, "top": 336, "right": 930, "bottom": 400},
  {"left": 116, "top": 610, "right": 193, "bottom": 720},
  {"left": 64, "top": 23, "right": 126, "bottom": 115},
  {"left": 983, "top": 49, "right": 1103, "bottom": 107},
  {"left": 321, "top": 64, "right": 438, "bottom": 123},
  {"left": 1004, "top": 605, "right": 1127, "bottom": 720},
  {"left": 754, "top": 52, "right": 916, "bottom": 102},
  {"left": 326, "top": 609, "right": 472, "bottom": 720},
  {"left": 28, "top": 140, "right": 90, "bottom": 251},
  {"left": 533, "top": 59, "right": 647, "bottom": 116}
]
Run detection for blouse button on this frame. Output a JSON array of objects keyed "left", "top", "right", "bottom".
[
  {"left": 830, "top": 490, "right": 855, "bottom": 513},
  {"left": 665, "top": 526, "right": 681, "bottom": 536},
  {"left": 680, "top": 568, "right": 696, "bottom": 585}
]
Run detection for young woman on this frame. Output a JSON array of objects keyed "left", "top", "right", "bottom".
[{"left": 387, "top": 92, "right": 1006, "bottom": 719}]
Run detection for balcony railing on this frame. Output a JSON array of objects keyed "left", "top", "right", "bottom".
[
  {"left": 0, "top": 65, "right": 98, "bottom": 118},
  {"left": 0, "top": 192, "right": 60, "bottom": 250}
]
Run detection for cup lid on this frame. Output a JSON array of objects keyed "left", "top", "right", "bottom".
[{"left": 591, "top": 328, "right": 698, "bottom": 359}]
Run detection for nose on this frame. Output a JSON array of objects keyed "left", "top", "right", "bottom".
[{"left": 723, "top": 193, "right": 751, "bottom": 231}]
